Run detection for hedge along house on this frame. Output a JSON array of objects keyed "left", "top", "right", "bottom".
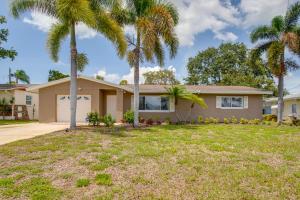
[{"left": 27, "top": 76, "right": 272, "bottom": 123}]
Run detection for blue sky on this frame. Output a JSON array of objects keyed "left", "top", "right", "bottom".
[{"left": 1, "top": 0, "right": 300, "bottom": 93}]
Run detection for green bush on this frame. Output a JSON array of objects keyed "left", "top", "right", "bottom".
[
  {"left": 123, "top": 110, "right": 134, "bottom": 125},
  {"left": 249, "top": 118, "right": 261, "bottom": 125},
  {"left": 223, "top": 118, "right": 229, "bottom": 124},
  {"left": 197, "top": 116, "right": 203, "bottom": 124},
  {"left": 76, "top": 178, "right": 90, "bottom": 187},
  {"left": 239, "top": 118, "right": 248, "bottom": 124},
  {"left": 102, "top": 114, "right": 115, "bottom": 127},
  {"left": 212, "top": 117, "right": 219, "bottom": 124},
  {"left": 231, "top": 116, "right": 238, "bottom": 124},
  {"left": 163, "top": 117, "right": 171, "bottom": 125},
  {"left": 86, "top": 112, "right": 100, "bottom": 126},
  {"left": 263, "top": 114, "right": 277, "bottom": 122},
  {"left": 204, "top": 118, "right": 211, "bottom": 124}
]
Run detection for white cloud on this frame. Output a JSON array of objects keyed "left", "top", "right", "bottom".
[
  {"left": 239, "top": 0, "right": 298, "bottom": 28},
  {"left": 95, "top": 69, "right": 120, "bottom": 83},
  {"left": 214, "top": 31, "right": 238, "bottom": 41},
  {"left": 172, "top": 0, "right": 240, "bottom": 46},
  {"left": 94, "top": 66, "right": 177, "bottom": 84},
  {"left": 23, "top": 12, "right": 97, "bottom": 39},
  {"left": 121, "top": 66, "right": 177, "bottom": 84}
]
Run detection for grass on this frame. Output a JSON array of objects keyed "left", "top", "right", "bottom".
[
  {"left": 76, "top": 178, "right": 90, "bottom": 187},
  {"left": 0, "top": 124, "right": 299, "bottom": 199},
  {"left": 0, "top": 120, "right": 36, "bottom": 126}
]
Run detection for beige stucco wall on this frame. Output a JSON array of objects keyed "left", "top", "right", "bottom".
[
  {"left": 123, "top": 94, "right": 263, "bottom": 122},
  {"left": 264, "top": 99, "right": 300, "bottom": 119},
  {"left": 39, "top": 79, "right": 120, "bottom": 122}
]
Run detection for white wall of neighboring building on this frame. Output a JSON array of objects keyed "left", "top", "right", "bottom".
[
  {"left": 14, "top": 90, "right": 39, "bottom": 120},
  {"left": 283, "top": 99, "right": 300, "bottom": 119}
]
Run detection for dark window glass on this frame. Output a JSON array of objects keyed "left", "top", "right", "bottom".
[
  {"left": 139, "top": 96, "right": 145, "bottom": 110},
  {"left": 161, "top": 97, "right": 169, "bottom": 110},
  {"left": 145, "top": 96, "right": 161, "bottom": 110}
]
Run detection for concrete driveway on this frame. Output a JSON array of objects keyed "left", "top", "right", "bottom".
[{"left": 0, "top": 123, "right": 69, "bottom": 145}]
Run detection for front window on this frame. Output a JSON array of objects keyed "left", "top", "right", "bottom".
[
  {"left": 139, "top": 96, "right": 169, "bottom": 111},
  {"left": 221, "top": 96, "right": 244, "bottom": 108},
  {"left": 292, "top": 104, "right": 297, "bottom": 114},
  {"left": 26, "top": 95, "right": 32, "bottom": 105}
]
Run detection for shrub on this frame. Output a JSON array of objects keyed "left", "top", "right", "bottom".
[
  {"left": 146, "top": 118, "right": 153, "bottom": 125},
  {"left": 212, "top": 117, "right": 219, "bottom": 124},
  {"left": 102, "top": 114, "right": 115, "bottom": 127},
  {"left": 163, "top": 117, "right": 171, "bottom": 125},
  {"left": 95, "top": 174, "right": 112, "bottom": 186},
  {"left": 76, "top": 178, "right": 90, "bottom": 187},
  {"left": 223, "top": 118, "right": 229, "bottom": 124},
  {"left": 123, "top": 110, "right": 134, "bottom": 125},
  {"left": 263, "top": 114, "right": 277, "bottom": 122},
  {"left": 191, "top": 119, "right": 196, "bottom": 124},
  {"left": 231, "top": 116, "right": 238, "bottom": 124},
  {"left": 86, "top": 112, "right": 100, "bottom": 126},
  {"left": 204, "top": 118, "right": 211, "bottom": 124},
  {"left": 197, "top": 116, "right": 203, "bottom": 124},
  {"left": 249, "top": 118, "right": 261, "bottom": 125},
  {"left": 239, "top": 118, "right": 248, "bottom": 124},
  {"left": 139, "top": 117, "right": 145, "bottom": 124}
]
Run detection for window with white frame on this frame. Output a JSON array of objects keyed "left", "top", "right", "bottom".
[
  {"left": 292, "top": 104, "right": 297, "bottom": 114},
  {"left": 26, "top": 95, "right": 32, "bottom": 105},
  {"left": 139, "top": 96, "right": 170, "bottom": 111},
  {"left": 221, "top": 96, "right": 244, "bottom": 108}
]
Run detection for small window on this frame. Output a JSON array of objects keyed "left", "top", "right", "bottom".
[
  {"left": 26, "top": 95, "right": 32, "bottom": 105},
  {"left": 221, "top": 96, "right": 244, "bottom": 108},
  {"left": 292, "top": 104, "right": 297, "bottom": 114}
]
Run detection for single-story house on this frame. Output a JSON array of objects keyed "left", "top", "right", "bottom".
[
  {"left": 263, "top": 94, "right": 300, "bottom": 119},
  {"left": 27, "top": 76, "right": 272, "bottom": 123},
  {"left": 0, "top": 84, "right": 39, "bottom": 120}
]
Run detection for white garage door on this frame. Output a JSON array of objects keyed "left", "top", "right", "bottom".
[{"left": 57, "top": 95, "right": 91, "bottom": 122}]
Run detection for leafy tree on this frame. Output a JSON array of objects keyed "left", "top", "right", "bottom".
[
  {"left": 250, "top": 2, "right": 300, "bottom": 123},
  {"left": 0, "top": 16, "right": 17, "bottom": 60},
  {"left": 95, "top": 75, "right": 104, "bottom": 80},
  {"left": 48, "top": 70, "right": 69, "bottom": 81},
  {"left": 113, "top": 0, "right": 179, "bottom": 127},
  {"left": 14, "top": 70, "right": 30, "bottom": 84},
  {"left": 119, "top": 79, "right": 128, "bottom": 85},
  {"left": 143, "top": 69, "right": 180, "bottom": 85},
  {"left": 11, "top": 0, "right": 127, "bottom": 129},
  {"left": 166, "top": 85, "right": 207, "bottom": 122},
  {"left": 184, "top": 43, "right": 276, "bottom": 93},
  {"left": 76, "top": 53, "right": 88, "bottom": 73}
]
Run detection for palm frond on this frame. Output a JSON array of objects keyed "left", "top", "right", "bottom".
[
  {"left": 153, "top": 38, "right": 164, "bottom": 66},
  {"left": 160, "top": 1, "right": 179, "bottom": 25},
  {"left": 87, "top": 11, "right": 127, "bottom": 57},
  {"left": 47, "top": 22, "right": 69, "bottom": 62},
  {"left": 285, "top": 58, "right": 300, "bottom": 71},
  {"left": 282, "top": 32, "right": 300, "bottom": 54},
  {"left": 271, "top": 15, "right": 284, "bottom": 32},
  {"left": 253, "top": 41, "right": 275, "bottom": 56},
  {"left": 250, "top": 25, "right": 278, "bottom": 43},
  {"left": 10, "top": 0, "right": 56, "bottom": 18},
  {"left": 285, "top": 2, "right": 300, "bottom": 31},
  {"left": 76, "top": 53, "right": 89, "bottom": 72},
  {"left": 267, "top": 41, "right": 285, "bottom": 76},
  {"left": 15, "top": 70, "right": 30, "bottom": 84}
]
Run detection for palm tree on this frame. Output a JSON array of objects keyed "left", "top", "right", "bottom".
[
  {"left": 166, "top": 85, "right": 207, "bottom": 123},
  {"left": 113, "top": 0, "right": 179, "bottom": 127},
  {"left": 250, "top": 2, "right": 300, "bottom": 124},
  {"left": 10, "top": 0, "right": 127, "bottom": 129},
  {"left": 14, "top": 70, "right": 30, "bottom": 84}
]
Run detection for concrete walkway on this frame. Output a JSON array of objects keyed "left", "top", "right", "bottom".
[{"left": 0, "top": 123, "right": 69, "bottom": 145}]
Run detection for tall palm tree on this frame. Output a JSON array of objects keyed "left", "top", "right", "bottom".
[
  {"left": 10, "top": 0, "right": 127, "bottom": 129},
  {"left": 166, "top": 85, "right": 207, "bottom": 123},
  {"left": 112, "top": 0, "right": 179, "bottom": 127},
  {"left": 14, "top": 70, "right": 30, "bottom": 84},
  {"left": 250, "top": 2, "right": 300, "bottom": 124}
]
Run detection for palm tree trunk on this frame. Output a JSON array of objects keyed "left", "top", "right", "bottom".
[
  {"left": 133, "top": 30, "right": 141, "bottom": 128},
  {"left": 70, "top": 22, "right": 78, "bottom": 130},
  {"left": 277, "top": 74, "right": 284, "bottom": 124}
]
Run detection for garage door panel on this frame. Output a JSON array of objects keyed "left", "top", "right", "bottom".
[{"left": 57, "top": 95, "right": 91, "bottom": 122}]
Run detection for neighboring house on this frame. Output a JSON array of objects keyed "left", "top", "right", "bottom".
[
  {"left": 0, "top": 84, "right": 39, "bottom": 120},
  {"left": 27, "top": 76, "right": 272, "bottom": 123},
  {"left": 264, "top": 94, "right": 300, "bottom": 119}
]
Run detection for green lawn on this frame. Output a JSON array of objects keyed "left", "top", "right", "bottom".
[
  {"left": 0, "top": 125, "right": 299, "bottom": 199},
  {"left": 0, "top": 120, "right": 36, "bottom": 126}
]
